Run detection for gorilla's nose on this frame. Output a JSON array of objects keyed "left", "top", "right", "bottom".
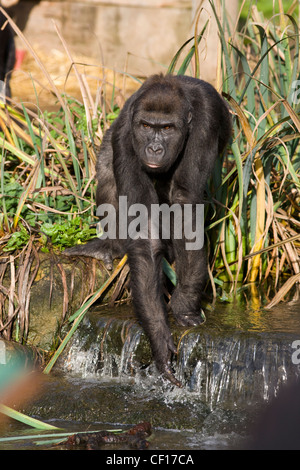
[{"left": 146, "top": 142, "right": 164, "bottom": 156}]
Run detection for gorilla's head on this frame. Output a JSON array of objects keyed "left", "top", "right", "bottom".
[{"left": 131, "top": 75, "right": 192, "bottom": 172}]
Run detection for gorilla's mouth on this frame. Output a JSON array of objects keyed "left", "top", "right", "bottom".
[{"left": 146, "top": 163, "right": 162, "bottom": 169}]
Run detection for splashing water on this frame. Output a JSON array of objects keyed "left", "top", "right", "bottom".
[{"left": 59, "top": 304, "right": 300, "bottom": 410}]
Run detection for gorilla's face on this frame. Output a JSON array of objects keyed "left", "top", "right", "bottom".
[{"left": 131, "top": 86, "right": 192, "bottom": 173}]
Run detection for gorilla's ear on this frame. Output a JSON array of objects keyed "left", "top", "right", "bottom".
[{"left": 187, "top": 111, "right": 192, "bottom": 124}]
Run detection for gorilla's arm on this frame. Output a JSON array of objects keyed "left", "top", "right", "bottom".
[{"left": 112, "top": 133, "right": 180, "bottom": 385}]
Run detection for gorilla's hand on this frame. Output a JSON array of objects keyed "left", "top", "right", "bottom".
[
  {"left": 63, "top": 238, "right": 114, "bottom": 270},
  {"left": 149, "top": 321, "right": 182, "bottom": 387}
]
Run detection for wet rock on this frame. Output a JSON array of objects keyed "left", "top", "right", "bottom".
[{"left": 24, "top": 374, "right": 210, "bottom": 430}]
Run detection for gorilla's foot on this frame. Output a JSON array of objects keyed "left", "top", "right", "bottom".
[{"left": 173, "top": 310, "right": 205, "bottom": 327}]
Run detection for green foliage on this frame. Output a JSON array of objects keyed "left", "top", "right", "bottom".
[
  {"left": 39, "top": 217, "right": 96, "bottom": 251},
  {"left": 0, "top": 171, "right": 80, "bottom": 227},
  {"left": 214, "top": 1, "right": 300, "bottom": 286},
  {"left": 0, "top": 404, "right": 60, "bottom": 431},
  {"left": 0, "top": 90, "right": 103, "bottom": 252},
  {"left": 2, "top": 225, "right": 30, "bottom": 252},
  {"left": 239, "top": 0, "right": 298, "bottom": 20},
  {"left": 44, "top": 97, "right": 120, "bottom": 140}
]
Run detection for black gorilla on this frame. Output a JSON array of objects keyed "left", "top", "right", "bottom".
[
  {"left": 65, "top": 74, "right": 232, "bottom": 385},
  {"left": 0, "top": 11, "right": 15, "bottom": 98}
]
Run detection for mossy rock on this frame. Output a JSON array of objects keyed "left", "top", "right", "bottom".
[
  {"left": 1, "top": 251, "right": 113, "bottom": 351},
  {"left": 27, "top": 253, "right": 113, "bottom": 350}
]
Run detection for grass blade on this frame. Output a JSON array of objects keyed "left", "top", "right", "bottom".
[
  {"left": 0, "top": 404, "right": 60, "bottom": 430},
  {"left": 265, "top": 272, "right": 300, "bottom": 309},
  {"left": 209, "top": 0, "right": 237, "bottom": 99}
]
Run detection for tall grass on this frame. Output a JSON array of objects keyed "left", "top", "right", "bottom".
[
  {"left": 0, "top": 2, "right": 299, "bottom": 346},
  {"left": 168, "top": 0, "right": 299, "bottom": 304},
  {"left": 205, "top": 0, "right": 300, "bottom": 302}
]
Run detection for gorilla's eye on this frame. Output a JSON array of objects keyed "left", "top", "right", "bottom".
[
  {"left": 164, "top": 126, "right": 171, "bottom": 130},
  {"left": 142, "top": 123, "right": 151, "bottom": 129}
]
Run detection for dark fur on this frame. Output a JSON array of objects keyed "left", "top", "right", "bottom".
[
  {"left": 0, "top": 11, "right": 15, "bottom": 98},
  {"left": 64, "top": 74, "right": 232, "bottom": 385}
]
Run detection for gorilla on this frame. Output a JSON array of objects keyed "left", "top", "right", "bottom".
[
  {"left": 0, "top": 11, "right": 15, "bottom": 98},
  {"left": 65, "top": 74, "right": 232, "bottom": 386}
]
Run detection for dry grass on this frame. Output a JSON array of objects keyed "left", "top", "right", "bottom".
[{"left": 10, "top": 45, "right": 139, "bottom": 111}]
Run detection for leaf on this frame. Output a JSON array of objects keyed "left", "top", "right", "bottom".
[
  {"left": 265, "top": 273, "right": 300, "bottom": 309},
  {"left": 249, "top": 155, "right": 265, "bottom": 282},
  {"left": 13, "top": 161, "right": 41, "bottom": 229},
  {"left": 223, "top": 92, "right": 255, "bottom": 146},
  {"left": 162, "top": 258, "right": 177, "bottom": 286},
  {"left": 2, "top": 226, "right": 30, "bottom": 252},
  {"left": 0, "top": 404, "right": 60, "bottom": 430},
  {"left": 167, "top": 20, "right": 209, "bottom": 76},
  {"left": 208, "top": 0, "right": 237, "bottom": 99}
]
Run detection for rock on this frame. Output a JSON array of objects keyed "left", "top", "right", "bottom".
[
  {"left": 27, "top": 253, "right": 111, "bottom": 350},
  {"left": 1, "top": 251, "right": 111, "bottom": 351}
]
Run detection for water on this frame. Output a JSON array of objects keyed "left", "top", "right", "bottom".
[
  {"left": 58, "top": 301, "right": 300, "bottom": 406},
  {"left": 1, "top": 297, "right": 300, "bottom": 450}
]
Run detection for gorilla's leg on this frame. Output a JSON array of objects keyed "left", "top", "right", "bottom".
[{"left": 169, "top": 239, "right": 206, "bottom": 327}]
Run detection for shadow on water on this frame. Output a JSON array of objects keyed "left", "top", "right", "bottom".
[{"left": 1, "top": 291, "right": 300, "bottom": 450}]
